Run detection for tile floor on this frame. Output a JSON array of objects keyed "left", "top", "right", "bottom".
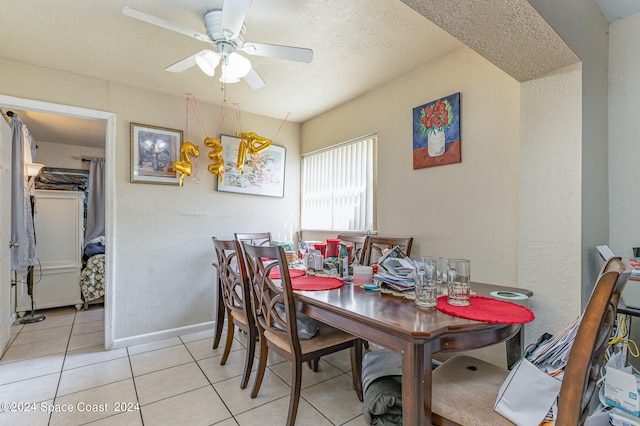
[{"left": 0, "top": 306, "right": 369, "bottom": 425}]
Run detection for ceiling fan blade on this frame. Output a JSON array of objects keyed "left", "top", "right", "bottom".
[
  {"left": 220, "top": 0, "right": 252, "bottom": 39},
  {"left": 122, "top": 6, "right": 211, "bottom": 44},
  {"left": 241, "top": 42, "right": 313, "bottom": 63},
  {"left": 165, "top": 50, "right": 212, "bottom": 73},
  {"left": 243, "top": 67, "right": 266, "bottom": 90}
]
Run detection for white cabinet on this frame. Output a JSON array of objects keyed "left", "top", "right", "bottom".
[{"left": 16, "top": 190, "right": 84, "bottom": 315}]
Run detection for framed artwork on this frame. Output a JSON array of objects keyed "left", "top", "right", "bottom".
[
  {"left": 130, "top": 122, "right": 182, "bottom": 185},
  {"left": 217, "top": 134, "right": 286, "bottom": 197},
  {"left": 412, "top": 92, "right": 461, "bottom": 169}
]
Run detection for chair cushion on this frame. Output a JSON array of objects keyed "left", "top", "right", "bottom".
[
  {"left": 263, "top": 322, "right": 355, "bottom": 355},
  {"left": 432, "top": 355, "right": 515, "bottom": 426},
  {"left": 230, "top": 309, "right": 248, "bottom": 326}
]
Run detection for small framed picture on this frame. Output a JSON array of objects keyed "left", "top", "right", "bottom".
[
  {"left": 130, "top": 122, "right": 182, "bottom": 185},
  {"left": 216, "top": 134, "right": 286, "bottom": 197}
]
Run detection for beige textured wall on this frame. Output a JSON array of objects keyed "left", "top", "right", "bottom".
[
  {"left": 519, "top": 64, "right": 583, "bottom": 342},
  {"left": 302, "top": 47, "right": 584, "bottom": 352},
  {"left": 303, "top": 47, "right": 521, "bottom": 293},
  {"left": 528, "top": 0, "right": 610, "bottom": 307},
  {"left": 0, "top": 57, "right": 301, "bottom": 343}
]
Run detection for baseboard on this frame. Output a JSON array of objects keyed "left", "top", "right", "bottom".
[{"left": 111, "top": 321, "right": 216, "bottom": 350}]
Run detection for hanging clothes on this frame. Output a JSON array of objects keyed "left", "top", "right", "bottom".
[
  {"left": 84, "top": 158, "right": 105, "bottom": 246},
  {"left": 10, "top": 115, "right": 37, "bottom": 270}
]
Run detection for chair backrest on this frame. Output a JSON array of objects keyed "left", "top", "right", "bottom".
[
  {"left": 336, "top": 234, "right": 368, "bottom": 265},
  {"left": 556, "top": 258, "right": 629, "bottom": 425},
  {"left": 242, "top": 243, "right": 302, "bottom": 355},
  {"left": 361, "top": 236, "right": 414, "bottom": 266},
  {"left": 234, "top": 232, "right": 273, "bottom": 247},
  {"left": 212, "top": 238, "right": 254, "bottom": 328}
]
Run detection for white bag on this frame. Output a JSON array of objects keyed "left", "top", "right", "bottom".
[{"left": 494, "top": 358, "right": 562, "bottom": 426}]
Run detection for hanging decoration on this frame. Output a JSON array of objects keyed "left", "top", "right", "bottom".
[
  {"left": 204, "top": 136, "right": 224, "bottom": 182},
  {"left": 173, "top": 141, "right": 200, "bottom": 186},
  {"left": 235, "top": 132, "right": 272, "bottom": 172}
]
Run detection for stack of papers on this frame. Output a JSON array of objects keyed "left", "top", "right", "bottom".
[
  {"left": 374, "top": 246, "right": 415, "bottom": 292},
  {"left": 526, "top": 316, "right": 581, "bottom": 377}
]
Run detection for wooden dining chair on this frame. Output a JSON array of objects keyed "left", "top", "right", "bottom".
[
  {"left": 234, "top": 232, "right": 273, "bottom": 246},
  {"left": 361, "top": 235, "right": 414, "bottom": 266},
  {"left": 212, "top": 238, "right": 258, "bottom": 390},
  {"left": 242, "top": 242, "right": 364, "bottom": 426},
  {"left": 336, "top": 233, "right": 368, "bottom": 265},
  {"left": 429, "top": 258, "right": 629, "bottom": 426}
]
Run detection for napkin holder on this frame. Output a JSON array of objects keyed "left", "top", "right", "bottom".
[{"left": 304, "top": 251, "right": 324, "bottom": 271}]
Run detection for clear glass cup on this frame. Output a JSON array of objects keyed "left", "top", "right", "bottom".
[
  {"left": 424, "top": 256, "right": 447, "bottom": 296},
  {"left": 447, "top": 258, "right": 471, "bottom": 306},
  {"left": 414, "top": 258, "right": 438, "bottom": 308}
]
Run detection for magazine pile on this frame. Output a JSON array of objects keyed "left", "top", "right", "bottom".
[{"left": 373, "top": 247, "right": 415, "bottom": 293}]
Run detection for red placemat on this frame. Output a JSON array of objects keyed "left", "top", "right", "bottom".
[
  {"left": 269, "top": 268, "right": 307, "bottom": 279},
  {"left": 291, "top": 276, "right": 344, "bottom": 291},
  {"left": 436, "top": 296, "right": 535, "bottom": 324}
]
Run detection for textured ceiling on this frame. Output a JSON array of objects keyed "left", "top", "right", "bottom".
[
  {"left": 2, "top": 0, "right": 623, "bottom": 148},
  {"left": 401, "top": 0, "right": 579, "bottom": 82}
]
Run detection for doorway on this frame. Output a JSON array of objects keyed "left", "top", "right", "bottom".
[{"left": 0, "top": 94, "right": 115, "bottom": 350}]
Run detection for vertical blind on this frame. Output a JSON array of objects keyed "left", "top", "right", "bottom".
[{"left": 301, "top": 135, "right": 375, "bottom": 231}]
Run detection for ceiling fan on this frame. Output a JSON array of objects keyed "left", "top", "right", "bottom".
[{"left": 122, "top": 0, "right": 313, "bottom": 89}]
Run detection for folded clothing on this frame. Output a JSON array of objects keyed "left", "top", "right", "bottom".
[
  {"left": 362, "top": 349, "right": 403, "bottom": 425},
  {"left": 363, "top": 376, "right": 402, "bottom": 426}
]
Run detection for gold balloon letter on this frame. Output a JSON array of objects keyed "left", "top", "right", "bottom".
[
  {"left": 238, "top": 132, "right": 272, "bottom": 155},
  {"left": 173, "top": 141, "right": 199, "bottom": 186},
  {"left": 204, "top": 137, "right": 224, "bottom": 183},
  {"left": 235, "top": 132, "right": 272, "bottom": 172}
]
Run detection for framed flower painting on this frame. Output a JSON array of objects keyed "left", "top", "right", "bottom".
[{"left": 412, "top": 92, "right": 461, "bottom": 169}]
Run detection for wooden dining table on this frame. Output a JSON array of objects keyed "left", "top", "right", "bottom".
[{"left": 295, "top": 281, "right": 533, "bottom": 426}]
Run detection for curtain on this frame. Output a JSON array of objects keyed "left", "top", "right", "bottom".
[
  {"left": 84, "top": 158, "right": 105, "bottom": 245},
  {"left": 301, "top": 135, "right": 375, "bottom": 232},
  {"left": 10, "top": 116, "right": 37, "bottom": 270}
]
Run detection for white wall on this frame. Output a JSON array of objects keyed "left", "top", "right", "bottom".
[
  {"left": 528, "top": 0, "right": 611, "bottom": 306},
  {"left": 303, "top": 47, "right": 521, "bottom": 302},
  {"left": 609, "top": 12, "right": 640, "bottom": 260},
  {"left": 36, "top": 141, "right": 105, "bottom": 170},
  {"left": 519, "top": 64, "right": 583, "bottom": 341},
  {"left": 0, "top": 57, "right": 301, "bottom": 343}
]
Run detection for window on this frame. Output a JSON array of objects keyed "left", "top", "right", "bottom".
[{"left": 301, "top": 135, "right": 375, "bottom": 232}]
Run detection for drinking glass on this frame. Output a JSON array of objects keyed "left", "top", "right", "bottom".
[
  {"left": 425, "top": 256, "right": 446, "bottom": 296},
  {"left": 447, "top": 258, "right": 471, "bottom": 306},
  {"left": 414, "top": 258, "right": 438, "bottom": 308}
]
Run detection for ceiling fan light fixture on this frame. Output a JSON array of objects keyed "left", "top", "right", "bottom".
[
  {"left": 220, "top": 65, "right": 241, "bottom": 84},
  {"left": 228, "top": 52, "right": 251, "bottom": 78},
  {"left": 196, "top": 51, "right": 220, "bottom": 77}
]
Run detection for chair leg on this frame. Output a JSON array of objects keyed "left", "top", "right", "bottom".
[
  {"left": 350, "top": 340, "right": 364, "bottom": 402},
  {"left": 306, "top": 358, "right": 320, "bottom": 372},
  {"left": 240, "top": 326, "right": 257, "bottom": 390},
  {"left": 287, "top": 360, "right": 303, "bottom": 426},
  {"left": 220, "top": 312, "right": 235, "bottom": 365},
  {"left": 251, "top": 335, "right": 269, "bottom": 398},
  {"left": 213, "top": 279, "right": 225, "bottom": 349}
]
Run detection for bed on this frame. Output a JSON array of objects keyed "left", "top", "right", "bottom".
[{"left": 80, "top": 242, "right": 105, "bottom": 310}]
